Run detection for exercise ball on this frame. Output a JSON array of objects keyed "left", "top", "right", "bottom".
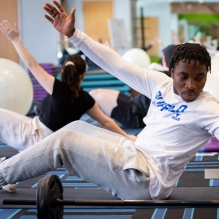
[
  {"left": 204, "top": 57, "right": 219, "bottom": 100},
  {"left": 0, "top": 58, "right": 33, "bottom": 115},
  {"left": 122, "top": 48, "right": 151, "bottom": 68}
]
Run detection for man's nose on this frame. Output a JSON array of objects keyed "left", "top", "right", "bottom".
[{"left": 185, "top": 79, "right": 196, "bottom": 90}]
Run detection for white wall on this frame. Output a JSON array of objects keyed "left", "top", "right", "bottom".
[{"left": 18, "top": 0, "right": 60, "bottom": 66}]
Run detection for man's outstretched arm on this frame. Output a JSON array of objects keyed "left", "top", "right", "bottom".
[{"left": 43, "top": 0, "right": 149, "bottom": 97}]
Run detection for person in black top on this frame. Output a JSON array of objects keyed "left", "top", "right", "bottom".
[
  {"left": 0, "top": 20, "right": 136, "bottom": 153},
  {"left": 89, "top": 44, "right": 177, "bottom": 128}
]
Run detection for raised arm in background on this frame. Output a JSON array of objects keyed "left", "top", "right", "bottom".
[{"left": 0, "top": 20, "right": 54, "bottom": 94}]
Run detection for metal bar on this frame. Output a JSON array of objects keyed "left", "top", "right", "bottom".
[
  {"left": 3, "top": 199, "right": 36, "bottom": 205},
  {"left": 3, "top": 199, "right": 219, "bottom": 207},
  {"left": 61, "top": 199, "right": 219, "bottom": 207}
]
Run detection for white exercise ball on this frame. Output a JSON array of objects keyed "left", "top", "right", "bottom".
[
  {"left": 204, "top": 58, "right": 219, "bottom": 100},
  {"left": 122, "top": 48, "right": 151, "bottom": 68},
  {"left": 0, "top": 58, "right": 33, "bottom": 115}
]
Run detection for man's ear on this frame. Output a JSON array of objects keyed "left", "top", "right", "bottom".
[{"left": 170, "top": 68, "right": 174, "bottom": 78}]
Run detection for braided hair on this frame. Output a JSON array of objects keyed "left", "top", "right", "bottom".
[
  {"left": 61, "top": 55, "right": 86, "bottom": 100},
  {"left": 168, "top": 43, "right": 211, "bottom": 73}
]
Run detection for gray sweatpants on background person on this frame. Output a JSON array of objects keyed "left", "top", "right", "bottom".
[
  {"left": 0, "top": 121, "right": 151, "bottom": 200},
  {"left": 0, "top": 108, "right": 53, "bottom": 151}
]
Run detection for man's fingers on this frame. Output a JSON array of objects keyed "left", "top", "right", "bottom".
[
  {"left": 44, "top": 7, "right": 57, "bottom": 19},
  {"left": 44, "top": 3, "right": 59, "bottom": 17},
  {"left": 53, "top": 0, "right": 65, "bottom": 13},
  {"left": 70, "top": 8, "right": 76, "bottom": 20},
  {"left": 44, "top": 15, "right": 54, "bottom": 24},
  {"left": 44, "top": 3, "right": 57, "bottom": 11}
]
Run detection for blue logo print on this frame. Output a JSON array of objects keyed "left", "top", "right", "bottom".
[{"left": 152, "top": 91, "right": 187, "bottom": 121}]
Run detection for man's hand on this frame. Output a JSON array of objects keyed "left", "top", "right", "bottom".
[{"left": 43, "top": 0, "right": 76, "bottom": 38}]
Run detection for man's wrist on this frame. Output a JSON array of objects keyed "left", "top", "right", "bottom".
[{"left": 67, "top": 28, "right": 75, "bottom": 38}]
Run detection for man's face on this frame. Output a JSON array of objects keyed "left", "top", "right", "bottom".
[{"left": 171, "top": 60, "right": 208, "bottom": 102}]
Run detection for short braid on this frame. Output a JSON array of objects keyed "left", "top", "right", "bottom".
[{"left": 168, "top": 43, "right": 211, "bottom": 73}]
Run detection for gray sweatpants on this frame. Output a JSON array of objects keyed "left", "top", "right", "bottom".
[{"left": 0, "top": 121, "right": 151, "bottom": 200}]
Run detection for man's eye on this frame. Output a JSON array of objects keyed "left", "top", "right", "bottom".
[
  {"left": 195, "top": 77, "right": 203, "bottom": 81},
  {"left": 180, "top": 75, "right": 187, "bottom": 80}
]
